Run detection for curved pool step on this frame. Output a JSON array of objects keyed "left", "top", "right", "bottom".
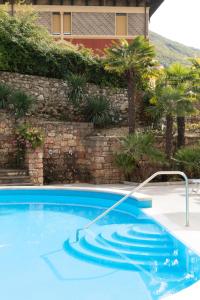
[
  {"left": 64, "top": 239, "right": 168, "bottom": 272},
  {"left": 80, "top": 234, "right": 174, "bottom": 262},
  {"left": 112, "top": 231, "right": 172, "bottom": 246},
  {"left": 98, "top": 231, "right": 175, "bottom": 253},
  {"left": 64, "top": 239, "right": 138, "bottom": 271},
  {"left": 128, "top": 223, "right": 168, "bottom": 239},
  {"left": 64, "top": 223, "right": 181, "bottom": 273}
]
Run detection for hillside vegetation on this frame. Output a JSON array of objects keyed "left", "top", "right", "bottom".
[{"left": 150, "top": 31, "right": 200, "bottom": 66}]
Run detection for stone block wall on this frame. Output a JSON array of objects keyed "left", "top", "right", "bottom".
[
  {"left": 35, "top": 121, "right": 94, "bottom": 183},
  {"left": 0, "top": 112, "right": 123, "bottom": 184},
  {"left": 86, "top": 136, "right": 124, "bottom": 184},
  {"left": 0, "top": 112, "right": 16, "bottom": 168},
  {"left": 26, "top": 147, "right": 44, "bottom": 185},
  {"left": 0, "top": 72, "right": 128, "bottom": 124}
]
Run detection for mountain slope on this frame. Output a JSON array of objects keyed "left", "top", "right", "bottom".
[{"left": 150, "top": 31, "right": 200, "bottom": 66}]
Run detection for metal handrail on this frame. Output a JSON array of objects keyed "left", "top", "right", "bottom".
[{"left": 75, "top": 171, "right": 189, "bottom": 242}]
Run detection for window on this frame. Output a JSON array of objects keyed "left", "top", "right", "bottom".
[
  {"left": 63, "top": 13, "right": 71, "bottom": 35},
  {"left": 52, "top": 12, "right": 61, "bottom": 35},
  {"left": 116, "top": 13, "right": 127, "bottom": 36}
]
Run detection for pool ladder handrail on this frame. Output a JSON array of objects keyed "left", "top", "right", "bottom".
[{"left": 75, "top": 171, "right": 189, "bottom": 242}]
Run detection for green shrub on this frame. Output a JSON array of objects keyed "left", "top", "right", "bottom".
[
  {"left": 16, "top": 124, "right": 44, "bottom": 149},
  {"left": 0, "top": 83, "right": 11, "bottom": 109},
  {"left": 115, "top": 153, "right": 135, "bottom": 181},
  {"left": 83, "top": 95, "right": 114, "bottom": 128},
  {"left": 115, "top": 132, "right": 165, "bottom": 180},
  {"left": 67, "top": 73, "right": 87, "bottom": 106},
  {"left": 0, "top": 7, "right": 123, "bottom": 87},
  {"left": 175, "top": 145, "right": 200, "bottom": 177},
  {"left": 9, "top": 90, "right": 33, "bottom": 118}
]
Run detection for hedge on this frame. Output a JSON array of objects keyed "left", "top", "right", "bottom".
[{"left": 0, "top": 7, "right": 125, "bottom": 87}]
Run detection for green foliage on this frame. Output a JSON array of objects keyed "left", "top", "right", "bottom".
[
  {"left": 0, "top": 82, "right": 33, "bottom": 117},
  {"left": 149, "top": 64, "right": 197, "bottom": 119},
  {"left": 190, "top": 58, "right": 200, "bottom": 95},
  {"left": 150, "top": 32, "right": 200, "bottom": 67},
  {"left": 67, "top": 73, "right": 87, "bottom": 106},
  {"left": 115, "top": 132, "right": 165, "bottom": 179},
  {"left": 104, "top": 37, "right": 156, "bottom": 86},
  {"left": 150, "top": 85, "right": 196, "bottom": 119},
  {"left": 115, "top": 153, "right": 135, "bottom": 179},
  {"left": 174, "top": 145, "right": 200, "bottom": 177},
  {"left": 0, "top": 6, "right": 123, "bottom": 87},
  {"left": 83, "top": 95, "right": 115, "bottom": 128},
  {"left": 0, "top": 83, "right": 11, "bottom": 109},
  {"left": 9, "top": 90, "right": 33, "bottom": 117},
  {"left": 104, "top": 37, "right": 156, "bottom": 133},
  {"left": 16, "top": 124, "right": 44, "bottom": 149}
]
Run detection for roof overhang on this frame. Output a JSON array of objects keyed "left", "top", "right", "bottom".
[{"left": 149, "top": 0, "right": 164, "bottom": 17}]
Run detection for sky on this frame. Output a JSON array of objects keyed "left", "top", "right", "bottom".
[{"left": 149, "top": 0, "right": 200, "bottom": 49}]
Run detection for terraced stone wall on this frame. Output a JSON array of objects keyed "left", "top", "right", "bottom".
[
  {"left": 86, "top": 135, "right": 124, "bottom": 184},
  {"left": 0, "top": 112, "right": 16, "bottom": 168},
  {"left": 0, "top": 71, "right": 128, "bottom": 125},
  {"left": 0, "top": 113, "right": 123, "bottom": 184}
]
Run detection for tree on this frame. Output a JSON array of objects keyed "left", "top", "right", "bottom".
[
  {"left": 166, "top": 63, "right": 195, "bottom": 148},
  {"left": 150, "top": 67, "right": 196, "bottom": 158},
  {"left": 190, "top": 58, "right": 200, "bottom": 95},
  {"left": 104, "top": 37, "right": 156, "bottom": 134}
]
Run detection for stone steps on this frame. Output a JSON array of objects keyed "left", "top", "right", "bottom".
[{"left": 0, "top": 169, "right": 32, "bottom": 186}]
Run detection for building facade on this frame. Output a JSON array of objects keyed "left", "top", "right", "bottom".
[{"left": 1, "top": 0, "right": 164, "bottom": 51}]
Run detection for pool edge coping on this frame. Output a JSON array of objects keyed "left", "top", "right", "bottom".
[{"left": 0, "top": 185, "right": 152, "bottom": 204}]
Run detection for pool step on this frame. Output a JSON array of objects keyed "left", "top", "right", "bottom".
[
  {"left": 98, "top": 232, "right": 174, "bottom": 252},
  {"left": 112, "top": 230, "right": 171, "bottom": 245},
  {"left": 64, "top": 224, "right": 180, "bottom": 272},
  {"left": 0, "top": 169, "right": 32, "bottom": 185},
  {"left": 128, "top": 223, "right": 168, "bottom": 239},
  {"left": 80, "top": 235, "right": 174, "bottom": 261},
  {"left": 64, "top": 239, "right": 157, "bottom": 271}
]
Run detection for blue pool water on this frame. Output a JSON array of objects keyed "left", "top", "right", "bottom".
[{"left": 0, "top": 189, "right": 199, "bottom": 300}]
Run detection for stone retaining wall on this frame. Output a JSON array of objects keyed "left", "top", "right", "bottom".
[
  {"left": 0, "top": 112, "right": 16, "bottom": 167},
  {"left": 36, "top": 121, "right": 94, "bottom": 183},
  {"left": 0, "top": 112, "right": 123, "bottom": 184},
  {"left": 0, "top": 71, "right": 128, "bottom": 124},
  {"left": 26, "top": 147, "right": 43, "bottom": 185},
  {"left": 86, "top": 136, "right": 124, "bottom": 184}
]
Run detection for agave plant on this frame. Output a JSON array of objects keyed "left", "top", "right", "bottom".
[
  {"left": 175, "top": 145, "right": 200, "bottom": 177},
  {"left": 67, "top": 73, "right": 87, "bottom": 107},
  {"left": 83, "top": 95, "right": 113, "bottom": 128},
  {"left": 9, "top": 90, "right": 33, "bottom": 118},
  {"left": 115, "top": 132, "right": 165, "bottom": 180}
]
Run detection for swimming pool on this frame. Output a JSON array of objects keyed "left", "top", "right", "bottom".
[{"left": 0, "top": 189, "right": 199, "bottom": 300}]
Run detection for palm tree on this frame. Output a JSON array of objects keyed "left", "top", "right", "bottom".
[
  {"left": 115, "top": 132, "right": 164, "bottom": 180},
  {"left": 166, "top": 63, "right": 194, "bottom": 148},
  {"left": 150, "top": 74, "right": 196, "bottom": 158},
  {"left": 190, "top": 58, "right": 200, "bottom": 94},
  {"left": 104, "top": 37, "right": 156, "bottom": 134}
]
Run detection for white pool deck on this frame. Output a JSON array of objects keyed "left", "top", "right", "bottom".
[{"left": 1, "top": 182, "right": 200, "bottom": 299}]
